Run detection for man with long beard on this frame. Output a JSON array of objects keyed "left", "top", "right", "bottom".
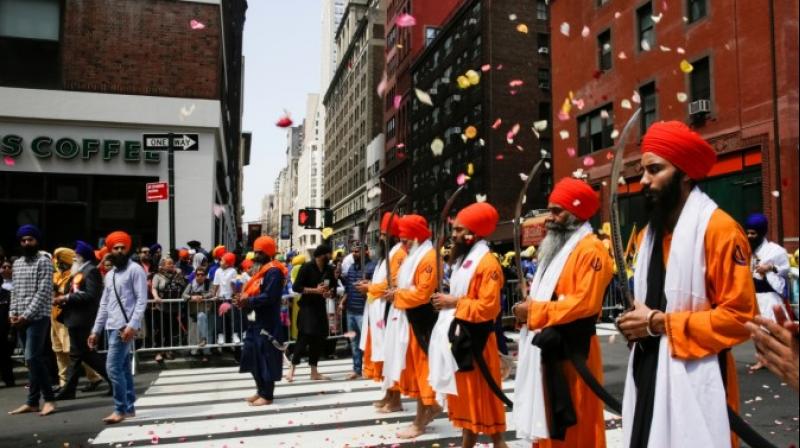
[
  {"left": 430, "top": 202, "right": 508, "bottom": 448},
  {"left": 512, "top": 178, "right": 613, "bottom": 447},
  {"left": 383, "top": 214, "right": 440, "bottom": 439},
  {"left": 233, "top": 236, "right": 287, "bottom": 407},
  {"left": 617, "top": 121, "right": 756, "bottom": 448},
  {"left": 355, "top": 212, "right": 406, "bottom": 413}
]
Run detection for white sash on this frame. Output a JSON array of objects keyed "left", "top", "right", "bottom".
[
  {"left": 622, "top": 187, "right": 730, "bottom": 448},
  {"left": 428, "top": 240, "right": 490, "bottom": 401},
  {"left": 513, "top": 222, "right": 593, "bottom": 442},
  {"left": 359, "top": 243, "right": 402, "bottom": 358},
  {"left": 382, "top": 240, "right": 433, "bottom": 391},
  {"left": 752, "top": 240, "right": 789, "bottom": 322}
]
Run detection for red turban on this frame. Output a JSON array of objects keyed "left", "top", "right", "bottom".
[
  {"left": 455, "top": 202, "right": 499, "bottom": 237},
  {"left": 105, "top": 231, "right": 132, "bottom": 253},
  {"left": 178, "top": 248, "right": 190, "bottom": 260},
  {"left": 253, "top": 236, "right": 277, "bottom": 257},
  {"left": 221, "top": 252, "right": 236, "bottom": 266},
  {"left": 642, "top": 121, "right": 716, "bottom": 180},
  {"left": 398, "top": 215, "right": 432, "bottom": 241},
  {"left": 241, "top": 259, "right": 254, "bottom": 271},
  {"left": 380, "top": 212, "right": 402, "bottom": 237},
  {"left": 94, "top": 246, "right": 108, "bottom": 261},
  {"left": 212, "top": 245, "right": 226, "bottom": 259},
  {"left": 549, "top": 178, "right": 600, "bottom": 221}
]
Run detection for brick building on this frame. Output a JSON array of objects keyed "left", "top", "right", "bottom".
[
  {"left": 379, "top": 0, "right": 464, "bottom": 212},
  {"left": 407, "top": 0, "right": 553, "bottom": 239},
  {"left": 550, "top": 0, "right": 798, "bottom": 248},
  {"left": 0, "top": 0, "right": 249, "bottom": 254}
]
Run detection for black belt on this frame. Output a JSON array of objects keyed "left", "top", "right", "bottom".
[
  {"left": 405, "top": 302, "right": 437, "bottom": 354},
  {"left": 449, "top": 318, "right": 513, "bottom": 409}
]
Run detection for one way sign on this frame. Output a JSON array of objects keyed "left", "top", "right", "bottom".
[{"left": 143, "top": 133, "right": 199, "bottom": 151}]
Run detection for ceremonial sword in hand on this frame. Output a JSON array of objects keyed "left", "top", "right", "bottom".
[
  {"left": 512, "top": 153, "right": 551, "bottom": 300},
  {"left": 437, "top": 185, "right": 467, "bottom": 292}
]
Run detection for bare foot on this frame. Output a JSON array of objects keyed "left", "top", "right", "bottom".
[
  {"left": 749, "top": 361, "right": 765, "bottom": 372},
  {"left": 372, "top": 399, "right": 388, "bottom": 408},
  {"left": 423, "top": 403, "right": 442, "bottom": 425},
  {"left": 102, "top": 413, "right": 125, "bottom": 424},
  {"left": 8, "top": 404, "right": 39, "bottom": 415},
  {"left": 245, "top": 394, "right": 260, "bottom": 403},
  {"left": 39, "top": 402, "right": 56, "bottom": 416},
  {"left": 249, "top": 397, "right": 272, "bottom": 406},
  {"left": 377, "top": 403, "right": 403, "bottom": 413},
  {"left": 310, "top": 374, "right": 330, "bottom": 381},
  {"left": 396, "top": 423, "right": 424, "bottom": 439},
  {"left": 345, "top": 372, "right": 361, "bottom": 380}
]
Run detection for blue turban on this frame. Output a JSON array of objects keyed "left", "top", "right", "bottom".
[
  {"left": 149, "top": 243, "right": 162, "bottom": 253},
  {"left": 74, "top": 240, "right": 95, "bottom": 262},
  {"left": 745, "top": 213, "right": 768, "bottom": 235},
  {"left": 16, "top": 224, "right": 41, "bottom": 241}
]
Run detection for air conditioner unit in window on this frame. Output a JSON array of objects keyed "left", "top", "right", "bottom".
[
  {"left": 688, "top": 99, "right": 711, "bottom": 115},
  {"left": 538, "top": 47, "right": 549, "bottom": 55}
]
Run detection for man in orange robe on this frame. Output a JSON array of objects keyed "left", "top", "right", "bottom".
[
  {"left": 513, "top": 177, "right": 613, "bottom": 448},
  {"left": 617, "top": 121, "right": 757, "bottom": 448},
  {"left": 355, "top": 212, "right": 407, "bottom": 413},
  {"left": 384, "top": 214, "right": 439, "bottom": 438},
  {"left": 431, "top": 202, "right": 508, "bottom": 448}
]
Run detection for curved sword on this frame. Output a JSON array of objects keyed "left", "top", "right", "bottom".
[
  {"left": 512, "top": 154, "right": 551, "bottom": 299},
  {"left": 437, "top": 185, "right": 467, "bottom": 291}
]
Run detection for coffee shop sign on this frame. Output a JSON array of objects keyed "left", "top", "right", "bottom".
[{"left": 0, "top": 134, "right": 161, "bottom": 163}]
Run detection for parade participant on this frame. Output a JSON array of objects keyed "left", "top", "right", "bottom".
[
  {"left": 8, "top": 225, "right": 56, "bottom": 416},
  {"left": 355, "top": 212, "right": 407, "bottom": 413},
  {"left": 431, "top": 202, "right": 508, "bottom": 448},
  {"left": 616, "top": 121, "right": 757, "bottom": 447},
  {"left": 383, "top": 214, "right": 440, "bottom": 439},
  {"left": 512, "top": 178, "right": 612, "bottom": 447},
  {"left": 51, "top": 247, "right": 76, "bottom": 389},
  {"left": 233, "top": 236, "right": 286, "bottom": 406},
  {"left": 89, "top": 231, "right": 148, "bottom": 424}
]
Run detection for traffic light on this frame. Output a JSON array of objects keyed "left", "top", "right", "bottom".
[
  {"left": 298, "top": 208, "right": 316, "bottom": 228},
  {"left": 324, "top": 208, "right": 334, "bottom": 227}
]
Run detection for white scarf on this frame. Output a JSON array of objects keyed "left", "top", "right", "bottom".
[
  {"left": 359, "top": 243, "right": 403, "bottom": 360},
  {"left": 428, "top": 240, "right": 490, "bottom": 401},
  {"left": 513, "top": 222, "right": 593, "bottom": 443},
  {"left": 752, "top": 240, "right": 789, "bottom": 322},
  {"left": 382, "top": 239, "right": 433, "bottom": 391},
  {"left": 622, "top": 187, "right": 730, "bottom": 448}
]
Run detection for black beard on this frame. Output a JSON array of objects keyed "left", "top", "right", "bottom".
[
  {"left": 22, "top": 245, "right": 39, "bottom": 257},
  {"left": 254, "top": 253, "right": 269, "bottom": 265},
  {"left": 644, "top": 171, "right": 684, "bottom": 234},
  {"left": 111, "top": 253, "right": 129, "bottom": 269},
  {"left": 450, "top": 240, "right": 471, "bottom": 262},
  {"left": 748, "top": 235, "right": 764, "bottom": 251}
]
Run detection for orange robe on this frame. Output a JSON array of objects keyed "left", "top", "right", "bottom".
[
  {"left": 660, "top": 209, "right": 757, "bottom": 447},
  {"left": 393, "top": 248, "right": 437, "bottom": 405},
  {"left": 363, "top": 246, "right": 408, "bottom": 381},
  {"left": 446, "top": 252, "right": 507, "bottom": 435},
  {"left": 527, "top": 234, "right": 613, "bottom": 448}
]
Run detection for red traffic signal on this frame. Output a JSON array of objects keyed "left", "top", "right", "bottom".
[{"left": 298, "top": 208, "right": 316, "bottom": 228}]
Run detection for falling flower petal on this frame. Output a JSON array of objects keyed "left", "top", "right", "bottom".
[
  {"left": 496, "top": 64, "right": 504, "bottom": 70},
  {"left": 533, "top": 120, "right": 548, "bottom": 132},
  {"left": 276, "top": 111, "right": 293, "bottom": 128},
  {"left": 519, "top": 173, "right": 529, "bottom": 181},
  {"left": 540, "top": 149, "right": 549, "bottom": 158},
  {"left": 572, "top": 199, "right": 582, "bottom": 207},
  {"left": 461, "top": 133, "right": 468, "bottom": 143},
  {"left": 495, "top": 154, "right": 504, "bottom": 160},
  {"left": 573, "top": 168, "right": 587, "bottom": 179},
  {"left": 651, "top": 13, "right": 663, "bottom": 23},
  {"left": 465, "top": 125, "right": 478, "bottom": 139},
  {"left": 396, "top": 13, "right": 417, "bottom": 28},
  {"left": 611, "top": 129, "right": 620, "bottom": 139},
  {"left": 3, "top": 156, "right": 14, "bottom": 166},
  {"left": 516, "top": 23, "right": 528, "bottom": 34},
  {"left": 467, "top": 163, "right": 474, "bottom": 176},
  {"left": 414, "top": 88, "right": 433, "bottom": 106},
  {"left": 506, "top": 123, "right": 521, "bottom": 143},
  {"left": 430, "top": 138, "right": 444, "bottom": 156},
  {"left": 190, "top": 19, "right": 206, "bottom": 30},
  {"left": 456, "top": 76, "right": 470, "bottom": 90},
  {"left": 632, "top": 91, "right": 641, "bottom": 104},
  {"left": 618, "top": 176, "right": 627, "bottom": 185},
  {"left": 478, "top": 138, "right": 485, "bottom": 146},
  {"left": 659, "top": 45, "right": 672, "bottom": 52},
  {"left": 481, "top": 64, "right": 492, "bottom": 72},
  {"left": 606, "top": 152, "right": 615, "bottom": 161},
  {"left": 509, "top": 13, "right": 517, "bottom": 21},
  {"left": 614, "top": 11, "right": 621, "bottom": 18},
  {"left": 583, "top": 156, "right": 595, "bottom": 167},
  {"left": 475, "top": 194, "right": 487, "bottom": 203},
  {"left": 377, "top": 71, "right": 388, "bottom": 97},
  {"left": 621, "top": 99, "right": 632, "bottom": 109},
  {"left": 566, "top": 147, "right": 577, "bottom": 157},
  {"left": 509, "top": 79, "right": 524, "bottom": 87},
  {"left": 456, "top": 173, "right": 470, "bottom": 185},
  {"left": 618, "top": 51, "right": 627, "bottom": 59},
  {"left": 212, "top": 204, "right": 225, "bottom": 217},
  {"left": 393, "top": 94, "right": 402, "bottom": 110},
  {"left": 600, "top": 109, "right": 610, "bottom": 120},
  {"left": 771, "top": 190, "right": 781, "bottom": 198},
  {"left": 641, "top": 39, "right": 651, "bottom": 51},
  {"left": 492, "top": 118, "right": 503, "bottom": 129},
  {"left": 557, "top": 110, "right": 570, "bottom": 121},
  {"left": 679, "top": 59, "right": 694, "bottom": 73},
  {"left": 465, "top": 70, "right": 481, "bottom": 85},
  {"left": 581, "top": 25, "right": 590, "bottom": 38},
  {"left": 560, "top": 22, "right": 570, "bottom": 36},
  {"left": 676, "top": 92, "right": 688, "bottom": 103},
  {"left": 559, "top": 130, "right": 570, "bottom": 140},
  {"left": 676, "top": 47, "right": 686, "bottom": 54},
  {"left": 544, "top": 161, "right": 551, "bottom": 170},
  {"left": 573, "top": 98, "right": 585, "bottom": 110}
]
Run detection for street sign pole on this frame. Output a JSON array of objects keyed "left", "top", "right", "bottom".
[{"left": 168, "top": 132, "right": 176, "bottom": 259}]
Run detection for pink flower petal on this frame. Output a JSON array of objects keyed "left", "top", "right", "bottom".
[
  {"left": 189, "top": 19, "right": 206, "bottom": 30},
  {"left": 3, "top": 156, "right": 14, "bottom": 166},
  {"left": 396, "top": 13, "right": 417, "bottom": 28},
  {"left": 582, "top": 156, "right": 595, "bottom": 167},
  {"left": 495, "top": 154, "right": 505, "bottom": 160},
  {"left": 557, "top": 110, "right": 570, "bottom": 121},
  {"left": 376, "top": 71, "right": 388, "bottom": 97},
  {"left": 393, "top": 94, "right": 402, "bottom": 110},
  {"left": 491, "top": 118, "right": 502, "bottom": 130},
  {"left": 481, "top": 64, "right": 492, "bottom": 72},
  {"left": 509, "top": 79, "right": 524, "bottom": 87},
  {"left": 456, "top": 173, "right": 469, "bottom": 186},
  {"left": 566, "top": 147, "right": 577, "bottom": 157}
]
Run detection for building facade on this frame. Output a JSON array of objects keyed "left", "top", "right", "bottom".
[
  {"left": 550, "top": 0, "right": 799, "bottom": 249},
  {"left": 293, "top": 94, "right": 325, "bottom": 251},
  {"left": 407, "top": 0, "right": 553, "bottom": 239},
  {"left": 322, "top": 0, "right": 386, "bottom": 248},
  {"left": 0, "top": 0, "right": 248, "bottom": 255},
  {"left": 363, "top": 133, "right": 385, "bottom": 252}
]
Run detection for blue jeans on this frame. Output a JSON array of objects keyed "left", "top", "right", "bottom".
[
  {"left": 347, "top": 312, "right": 363, "bottom": 375},
  {"left": 106, "top": 329, "right": 136, "bottom": 415},
  {"left": 19, "top": 317, "right": 54, "bottom": 406}
]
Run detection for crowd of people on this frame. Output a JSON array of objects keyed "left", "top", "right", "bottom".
[{"left": 2, "top": 120, "right": 799, "bottom": 447}]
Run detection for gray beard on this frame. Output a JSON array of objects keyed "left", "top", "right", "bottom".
[{"left": 537, "top": 216, "right": 582, "bottom": 273}]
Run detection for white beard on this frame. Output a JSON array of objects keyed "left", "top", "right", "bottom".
[{"left": 537, "top": 218, "right": 582, "bottom": 273}]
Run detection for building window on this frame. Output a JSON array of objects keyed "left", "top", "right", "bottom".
[
  {"left": 537, "top": 68, "right": 550, "bottom": 90},
  {"left": 425, "top": 27, "right": 439, "bottom": 47},
  {"left": 386, "top": 117, "right": 396, "bottom": 139},
  {"left": 597, "top": 29, "right": 612, "bottom": 71},
  {"left": 687, "top": 0, "right": 707, "bottom": 23},
  {"left": 538, "top": 102, "right": 551, "bottom": 120},
  {"left": 536, "top": 0, "right": 548, "bottom": 20},
  {"left": 0, "top": 0, "right": 61, "bottom": 89},
  {"left": 537, "top": 33, "right": 550, "bottom": 55},
  {"left": 690, "top": 56, "right": 711, "bottom": 101},
  {"left": 577, "top": 105, "right": 614, "bottom": 155},
  {"left": 639, "top": 82, "right": 657, "bottom": 133},
  {"left": 637, "top": 2, "right": 655, "bottom": 51},
  {"left": 597, "top": 0, "right": 610, "bottom": 6}
]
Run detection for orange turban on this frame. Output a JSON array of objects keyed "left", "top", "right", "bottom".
[
  {"left": 398, "top": 215, "right": 432, "bottom": 241},
  {"left": 642, "top": 121, "right": 716, "bottom": 180},
  {"left": 455, "top": 202, "right": 499, "bottom": 237},
  {"left": 241, "top": 259, "right": 254, "bottom": 271},
  {"left": 94, "top": 246, "right": 108, "bottom": 262},
  {"left": 549, "top": 178, "right": 600, "bottom": 221},
  {"left": 212, "top": 245, "right": 226, "bottom": 259},
  {"left": 380, "top": 212, "right": 402, "bottom": 237},
  {"left": 178, "top": 248, "right": 190, "bottom": 260},
  {"left": 105, "top": 231, "right": 132, "bottom": 253},
  {"left": 221, "top": 252, "right": 236, "bottom": 266},
  {"left": 253, "top": 236, "right": 277, "bottom": 257}
]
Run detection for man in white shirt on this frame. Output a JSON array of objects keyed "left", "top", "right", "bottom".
[{"left": 212, "top": 253, "right": 241, "bottom": 345}]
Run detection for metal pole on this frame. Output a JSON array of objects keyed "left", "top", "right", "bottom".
[{"left": 168, "top": 133, "right": 176, "bottom": 258}]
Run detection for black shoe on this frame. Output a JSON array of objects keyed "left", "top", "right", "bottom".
[
  {"left": 81, "top": 380, "right": 103, "bottom": 393},
  {"left": 55, "top": 391, "right": 76, "bottom": 401},
  {"left": 51, "top": 385, "right": 62, "bottom": 395}
]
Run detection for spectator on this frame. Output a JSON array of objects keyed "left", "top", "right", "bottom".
[
  {"left": 745, "top": 305, "right": 799, "bottom": 392},
  {"left": 8, "top": 225, "right": 56, "bottom": 416},
  {"left": 339, "top": 245, "right": 376, "bottom": 379},
  {"left": 136, "top": 246, "right": 154, "bottom": 277},
  {"left": 176, "top": 249, "right": 193, "bottom": 279},
  {"left": 1, "top": 258, "right": 15, "bottom": 387},
  {"left": 208, "top": 245, "right": 227, "bottom": 281},
  {"left": 187, "top": 240, "right": 210, "bottom": 260},
  {"left": 213, "top": 252, "right": 242, "bottom": 346},
  {"left": 287, "top": 244, "right": 336, "bottom": 382},
  {"left": 150, "top": 257, "right": 186, "bottom": 363},
  {"left": 51, "top": 248, "right": 77, "bottom": 390},
  {"left": 53, "top": 241, "right": 110, "bottom": 400},
  {"left": 89, "top": 231, "right": 148, "bottom": 424},
  {"left": 182, "top": 266, "right": 213, "bottom": 361},
  {"left": 149, "top": 244, "right": 163, "bottom": 267}
]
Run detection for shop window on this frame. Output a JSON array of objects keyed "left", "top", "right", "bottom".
[
  {"left": 577, "top": 105, "right": 614, "bottom": 155},
  {"left": 687, "top": 0, "right": 707, "bottom": 23},
  {"left": 598, "top": 29, "right": 612, "bottom": 71},
  {"left": 0, "top": 0, "right": 61, "bottom": 88},
  {"left": 637, "top": 2, "right": 655, "bottom": 52},
  {"left": 639, "top": 81, "right": 657, "bottom": 134}
]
